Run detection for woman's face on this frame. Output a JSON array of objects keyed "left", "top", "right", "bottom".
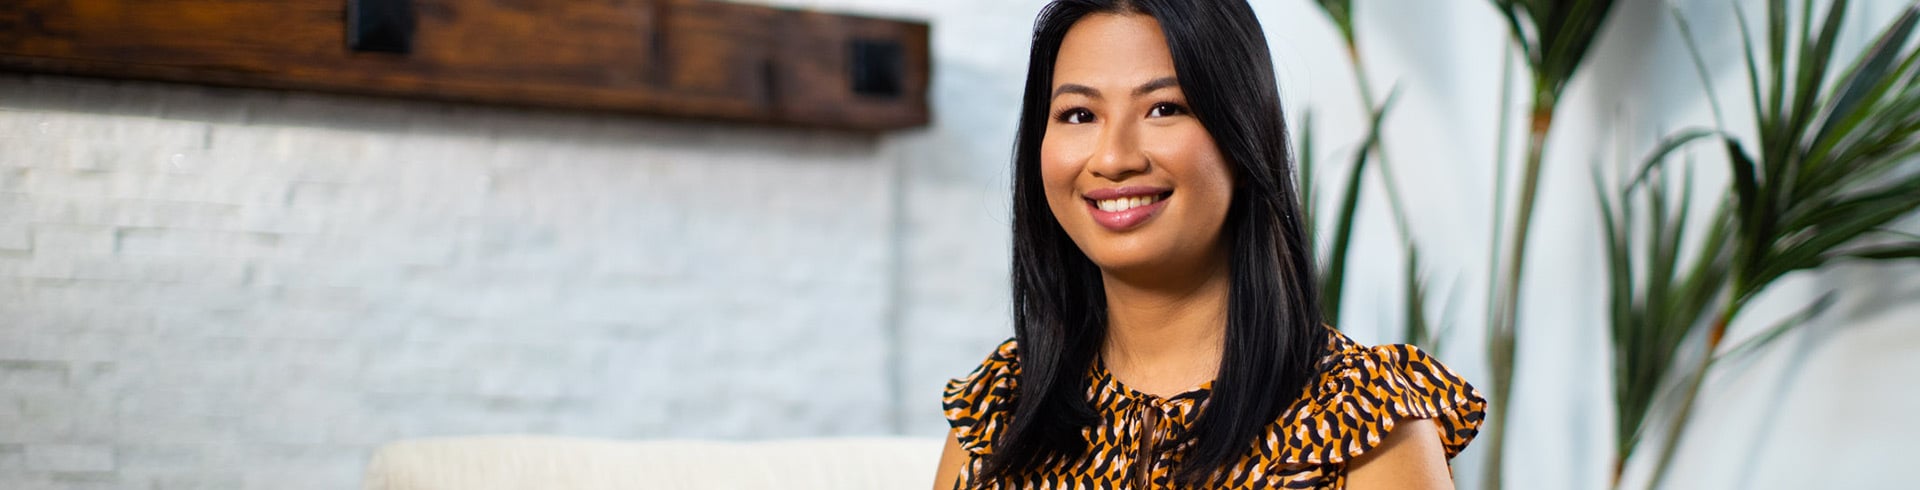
[{"left": 1042, "top": 13, "right": 1235, "bottom": 279}]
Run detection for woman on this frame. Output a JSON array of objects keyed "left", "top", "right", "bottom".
[{"left": 931, "top": 1, "right": 1485, "bottom": 489}]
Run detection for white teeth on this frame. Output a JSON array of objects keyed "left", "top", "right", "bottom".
[{"left": 1095, "top": 194, "right": 1161, "bottom": 212}]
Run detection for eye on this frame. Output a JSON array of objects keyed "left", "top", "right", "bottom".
[
  {"left": 1054, "top": 107, "right": 1095, "bottom": 124},
  {"left": 1147, "top": 102, "right": 1189, "bottom": 118}
]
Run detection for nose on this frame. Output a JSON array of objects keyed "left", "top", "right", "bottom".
[{"left": 1088, "top": 118, "right": 1148, "bottom": 181}]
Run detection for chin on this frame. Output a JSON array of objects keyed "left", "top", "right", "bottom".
[{"left": 1078, "top": 237, "right": 1179, "bottom": 276}]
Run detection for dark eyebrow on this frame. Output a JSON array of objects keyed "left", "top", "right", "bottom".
[
  {"left": 1050, "top": 77, "right": 1181, "bottom": 101},
  {"left": 1052, "top": 83, "right": 1100, "bottom": 100},
  {"left": 1132, "top": 76, "right": 1180, "bottom": 97}
]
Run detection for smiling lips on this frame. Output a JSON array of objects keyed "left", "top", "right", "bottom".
[{"left": 1084, "top": 186, "right": 1173, "bottom": 231}]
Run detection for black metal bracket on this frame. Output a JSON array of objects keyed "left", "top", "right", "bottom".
[
  {"left": 849, "top": 38, "right": 903, "bottom": 98},
  {"left": 348, "top": 0, "right": 414, "bottom": 54}
]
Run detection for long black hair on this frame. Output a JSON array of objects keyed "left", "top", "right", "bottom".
[{"left": 988, "top": 0, "right": 1326, "bottom": 485}]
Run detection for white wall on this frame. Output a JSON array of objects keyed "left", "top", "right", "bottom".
[
  {"left": 0, "top": 0, "right": 1914, "bottom": 489},
  {"left": 0, "top": 75, "right": 910, "bottom": 488}
]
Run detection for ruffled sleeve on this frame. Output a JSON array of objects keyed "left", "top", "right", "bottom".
[
  {"left": 1264, "top": 334, "right": 1487, "bottom": 466},
  {"left": 942, "top": 338, "right": 1020, "bottom": 455}
]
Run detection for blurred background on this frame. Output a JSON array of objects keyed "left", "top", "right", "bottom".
[{"left": 1, "top": 0, "right": 1916, "bottom": 489}]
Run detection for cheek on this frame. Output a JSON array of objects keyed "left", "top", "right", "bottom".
[
  {"left": 1154, "top": 131, "right": 1235, "bottom": 214},
  {"left": 1039, "top": 133, "right": 1088, "bottom": 216},
  {"left": 1193, "top": 151, "right": 1235, "bottom": 212}
]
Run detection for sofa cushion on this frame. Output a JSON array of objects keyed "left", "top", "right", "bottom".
[{"left": 364, "top": 436, "right": 942, "bottom": 490}]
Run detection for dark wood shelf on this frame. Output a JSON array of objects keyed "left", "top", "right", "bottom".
[{"left": 0, "top": 0, "right": 930, "bottom": 131}]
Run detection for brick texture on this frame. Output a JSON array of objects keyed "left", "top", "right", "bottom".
[{"left": 0, "top": 72, "right": 956, "bottom": 487}]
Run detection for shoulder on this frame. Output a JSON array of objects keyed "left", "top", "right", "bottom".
[
  {"left": 941, "top": 338, "right": 1020, "bottom": 455},
  {"left": 1261, "top": 329, "right": 1487, "bottom": 466}
]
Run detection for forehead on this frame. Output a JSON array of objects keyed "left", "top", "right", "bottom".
[{"left": 1052, "top": 13, "right": 1177, "bottom": 90}]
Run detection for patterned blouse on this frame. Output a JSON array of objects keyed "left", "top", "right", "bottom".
[{"left": 941, "top": 328, "right": 1485, "bottom": 489}]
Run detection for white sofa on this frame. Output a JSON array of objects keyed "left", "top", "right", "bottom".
[{"left": 363, "top": 436, "right": 944, "bottom": 490}]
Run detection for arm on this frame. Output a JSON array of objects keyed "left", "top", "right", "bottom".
[
  {"left": 932, "top": 429, "right": 968, "bottom": 490},
  {"left": 1344, "top": 417, "right": 1455, "bottom": 490}
]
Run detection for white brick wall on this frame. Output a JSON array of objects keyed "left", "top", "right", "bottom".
[{"left": 0, "top": 67, "right": 999, "bottom": 487}]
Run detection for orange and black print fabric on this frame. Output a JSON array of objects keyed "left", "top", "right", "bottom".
[{"left": 942, "top": 328, "right": 1486, "bottom": 489}]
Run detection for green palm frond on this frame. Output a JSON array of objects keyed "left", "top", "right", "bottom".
[
  {"left": 1314, "top": 0, "right": 1356, "bottom": 46},
  {"left": 1596, "top": 154, "right": 1731, "bottom": 472},
  {"left": 1723, "top": 1, "right": 1920, "bottom": 304},
  {"left": 1618, "top": 2, "right": 1920, "bottom": 487},
  {"left": 1491, "top": 0, "right": 1620, "bottom": 105},
  {"left": 1302, "top": 93, "right": 1397, "bottom": 326}
]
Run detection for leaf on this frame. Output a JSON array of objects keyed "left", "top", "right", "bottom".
[
  {"left": 1402, "top": 244, "right": 1435, "bottom": 349},
  {"left": 1765, "top": 0, "right": 1788, "bottom": 134},
  {"left": 1312, "top": 0, "right": 1356, "bottom": 44},
  {"left": 1800, "top": 10, "right": 1920, "bottom": 201},
  {"left": 1804, "top": 47, "right": 1920, "bottom": 180},
  {"left": 1878, "top": 228, "right": 1920, "bottom": 241},
  {"left": 1592, "top": 164, "right": 1634, "bottom": 347},
  {"left": 1628, "top": 127, "right": 1723, "bottom": 189},
  {"left": 1713, "top": 293, "right": 1836, "bottom": 363},
  {"left": 1724, "top": 140, "right": 1764, "bottom": 270},
  {"left": 1783, "top": 0, "right": 1849, "bottom": 151},
  {"left": 1763, "top": 179, "right": 1920, "bottom": 283},
  {"left": 1300, "top": 109, "right": 1319, "bottom": 254},
  {"left": 1492, "top": 1, "right": 1534, "bottom": 69},
  {"left": 1321, "top": 89, "right": 1400, "bottom": 323},
  {"left": 1832, "top": 243, "right": 1920, "bottom": 260},
  {"left": 1732, "top": 1, "right": 1770, "bottom": 135},
  {"left": 1671, "top": 5, "right": 1730, "bottom": 128},
  {"left": 1813, "top": 4, "right": 1920, "bottom": 150},
  {"left": 1783, "top": 176, "right": 1920, "bottom": 233}
]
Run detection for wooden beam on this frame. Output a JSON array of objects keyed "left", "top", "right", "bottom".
[{"left": 0, "top": 0, "right": 930, "bottom": 130}]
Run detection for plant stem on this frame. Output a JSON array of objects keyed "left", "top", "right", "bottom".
[
  {"left": 1479, "top": 38, "right": 1518, "bottom": 490},
  {"left": 1488, "top": 37, "right": 1518, "bottom": 332},
  {"left": 1481, "top": 363, "right": 1513, "bottom": 490},
  {"left": 1613, "top": 457, "right": 1624, "bottom": 489},
  {"left": 1644, "top": 343, "right": 1709, "bottom": 489},
  {"left": 1485, "top": 86, "right": 1557, "bottom": 490}
]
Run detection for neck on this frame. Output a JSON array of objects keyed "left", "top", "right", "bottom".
[{"left": 1098, "top": 251, "right": 1232, "bottom": 396}]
